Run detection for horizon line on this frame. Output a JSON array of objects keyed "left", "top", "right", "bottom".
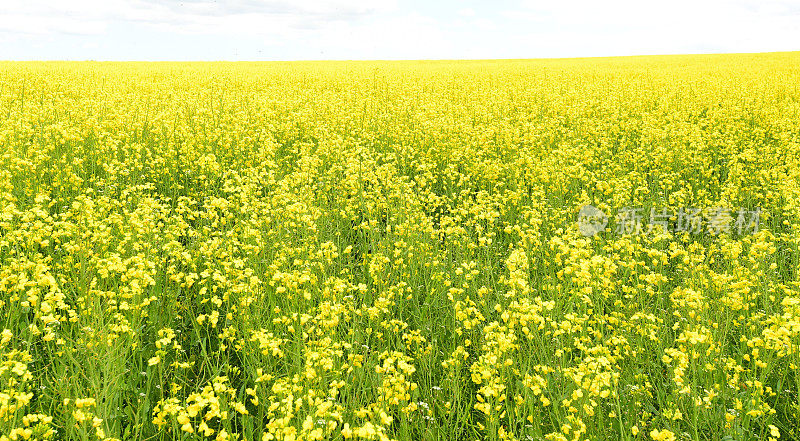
[{"left": 2, "top": 49, "right": 799, "bottom": 63}]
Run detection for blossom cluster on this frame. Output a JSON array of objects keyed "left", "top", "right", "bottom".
[{"left": 1, "top": 54, "right": 799, "bottom": 440}]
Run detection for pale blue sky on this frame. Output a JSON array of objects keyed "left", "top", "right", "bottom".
[{"left": 1, "top": 0, "right": 798, "bottom": 60}]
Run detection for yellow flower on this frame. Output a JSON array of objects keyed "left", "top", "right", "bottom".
[
  {"left": 341, "top": 423, "right": 352, "bottom": 439},
  {"left": 650, "top": 429, "right": 676, "bottom": 441}
]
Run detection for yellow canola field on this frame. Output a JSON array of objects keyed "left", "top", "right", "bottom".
[{"left": 1, "top": 54, "right": 800, "bottom": 441}]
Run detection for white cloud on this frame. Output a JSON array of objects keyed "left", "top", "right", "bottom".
[
  {"left": 457, "top": 8, "right": 476, "bottom": 17},
  {"left": 286, "top": 12, "right": 452, "bottom": 59},
  {"left": 149, "top": 0, "right": 398, "bottom": 18},
  {"left": 0, "top": 0, "right": 797, "bottom": 59},
  {"left": 512, "top": 0, "right": 800, "bottom": 55},
  {"left": 0, "top": 0, "right": 398, "bottom": 35}
]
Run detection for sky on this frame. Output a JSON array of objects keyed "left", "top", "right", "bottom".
[{"left": 1, "top": 0, "right": 799, "bottom": 61}]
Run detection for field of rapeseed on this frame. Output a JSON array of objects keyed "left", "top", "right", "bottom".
[{"left": 1, "top": 53, "right": 799, "bottom": 441}]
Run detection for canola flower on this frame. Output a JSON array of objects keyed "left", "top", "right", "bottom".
[{"left": 0, "top": 54, "right": 799, "bottom": 440}]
